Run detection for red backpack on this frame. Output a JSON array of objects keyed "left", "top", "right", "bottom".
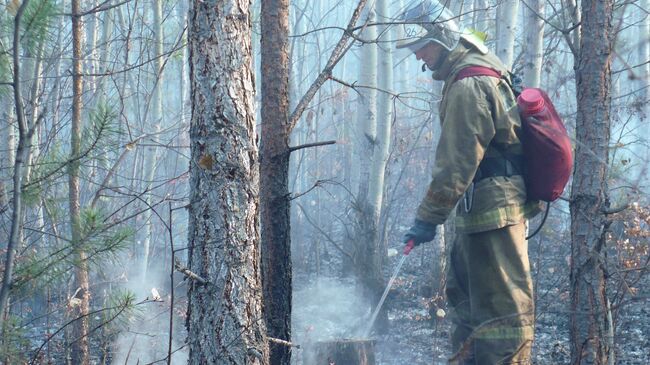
[{"left": 454, "top": 66, "right": 573, "bottom": 202}]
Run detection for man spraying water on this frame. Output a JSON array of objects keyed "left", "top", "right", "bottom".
[{"left": 397, "top": 1, "right": 541, "bottom": 363}]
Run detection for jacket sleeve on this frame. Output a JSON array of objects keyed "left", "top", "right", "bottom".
[{"left": 416, "top": 77, "right": 496, "bottom": 225}]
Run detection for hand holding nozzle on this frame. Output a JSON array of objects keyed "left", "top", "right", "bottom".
[{"left": 403, "top": 219, "right": 437, "bottom": 254}]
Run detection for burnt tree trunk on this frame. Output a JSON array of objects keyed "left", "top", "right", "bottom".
[
  {"left": 305, "top": 339, "right": 376, "bottom": 365},
  {"left": 260, "top": 0, "right": 292, "bottom": 364},
  {"left": 186, "top": 0, "right": 268, "bottom": 363},
  {"left": 569, "top": 0, "right": 615, "bottom": 364}
]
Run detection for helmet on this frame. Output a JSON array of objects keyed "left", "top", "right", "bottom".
[
  {"left": 396, "top": 0, "right": 460, "bottom": 52},
  {"left": 396, "top": 0, "right": 488, "bottom": 54}
]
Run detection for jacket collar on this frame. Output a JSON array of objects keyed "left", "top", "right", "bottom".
[{"left": 432, "top": 43, "right": 470, "bottom": 81}]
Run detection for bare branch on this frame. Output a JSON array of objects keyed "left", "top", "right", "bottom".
[
  {"left": 288, "top": 140, "right": 336, "bottom": 153},
  {"left": 288, "top": 0, "right": 368, "bottom": 131},
  {"left": 174, "top": 259, "right": 207, "bottom": 285}
]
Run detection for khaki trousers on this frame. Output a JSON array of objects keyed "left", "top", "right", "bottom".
[{"left": 446, "top": 222, "right": 534, "bottom": 365}]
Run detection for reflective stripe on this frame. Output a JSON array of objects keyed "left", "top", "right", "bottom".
[
  {"left": 456, "top": 201, "right": 540, "bottom": 233},
  {"left": 473, "top": 325, "right": 535, "bottom": 340}
]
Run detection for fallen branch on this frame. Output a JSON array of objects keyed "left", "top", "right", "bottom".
[{"left": 602, "top": 203, "right": 629, "bottom": 215}]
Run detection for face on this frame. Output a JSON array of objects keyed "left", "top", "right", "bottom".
[{"left": 414, "top": 42, "right": 446, "bottom": 71}]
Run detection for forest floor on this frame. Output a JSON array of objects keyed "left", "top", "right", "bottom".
[
  {"left": 293, "top": 257, "right": 649, "bottom": 365},
  {"left": 372, "top": 266, "right": 650, "bottom": 365}
]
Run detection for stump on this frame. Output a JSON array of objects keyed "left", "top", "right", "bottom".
[{"left": 304, "top": 339, "right": 375, "bottom": 365}]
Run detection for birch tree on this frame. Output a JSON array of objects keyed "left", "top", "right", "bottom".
[
  {"left": 523, "top": 0, "right": 545, "bottom": 87},
  {"left": 639, "top": 0, "right": 650, "bottom": 121},
  {"left": 141, "top": 0, "right": 164, "bottom": 283},
  {"left": 495, "top": 0, "right": 519, "bottom": 68},
  {"left": 569, "top": 0, "right": 615, "bottom": 363},
  {"left": 186, "top": 0, "right": 268, "bottom": 363},
  {"left": 351, "top": 1, "right": 380, "bottom": 317},
  {"left": 354, "top": 0, "right": 395, "bottom": 333}
]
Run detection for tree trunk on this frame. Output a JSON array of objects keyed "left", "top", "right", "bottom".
[
  {"left": 305, "top": 339, "right": 376, "bottom": 365},
  {"left": 639, "top": 0, "right": 650, "bottom": 121},
  {"left": 495, "top": 0, "right": 519, "bottom": 69},
  {"left": 352, "top": 0, "right": 379, "bottom": 320},
  {"left": 259, "top": 0, "right": 292, "bottom": 363},
  {"left": 186, "top": 0, "right": 268, "bottom": 363},
  {"left": 523, "top": 0, "right": 545, "bottom": 88},
  {"left": 473, "top": 0, "right": 491, "bottom": 34},
  {"left": 0, "top": 0, "right": 33, "bottom": 328},
  {"left": 69, "top": 1, "right": 91, "bottom": 364},
  {"left": 357, "top": 0, "right": 394, "bottom": 335},
  {"left": 141, "top": 0, "right": 164, "bottom": 284},
  {"left": 569, "top": 1, "right": 615, "bottom": 364}
]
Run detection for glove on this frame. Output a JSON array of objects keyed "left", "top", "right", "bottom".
[{"left": 403, "top": 219, "right": 437, "bottom": 246}]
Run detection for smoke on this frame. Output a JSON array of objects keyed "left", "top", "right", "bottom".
[
  {"left": 111, "top": 259, "right": 188, "bottom": 364},
  {"left": 293, "top": 277, "right": 371, "bottom": 344}
]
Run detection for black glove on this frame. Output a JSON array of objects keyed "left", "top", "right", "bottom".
[{"left": 403, "top": 219, "right": 437, "bottom": 246}]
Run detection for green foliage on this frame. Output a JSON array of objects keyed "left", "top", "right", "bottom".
[
  {"left": 0, "top": 315, "right": 30, "bottom": 364},
  {"left": 80, "top": 207, "right": 134, "bottom": 267},
  {"left": 22, "top": 104, "right": 122, "bottom": 208},
  {"left": 19, "top": 0, "right": 57, "bottom": 54},
  {"left": 0, "top": 12, "right": 12, "bottom": 98},
  {"left": 82, "top": 103, "right": 123, "bottom": 164},
  {"left": 21, "top": 142, "right": 66, "bottom": 208},
  {"left": 99, "top": 290, "right": 139, "bottom": 331},
  {"left": 12, "top": 207, "right": 133, "bottom": 293}
]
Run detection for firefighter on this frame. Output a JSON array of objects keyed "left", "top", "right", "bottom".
[{"left": 397, "top": 1, "right": 541, "bottom": 364}]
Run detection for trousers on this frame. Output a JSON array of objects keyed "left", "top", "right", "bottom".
[{"left": 446, "top": 222, "right": 534, "bottom": 364}]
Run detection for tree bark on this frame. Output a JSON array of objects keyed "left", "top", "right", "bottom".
[
  {"left": 69, "top": 1, "right": 91, "bottom": 364},
  {"left": 186, "top": 0, "right": 268, "bottom": 363},
  {"left": 0, "top": 0, "right": 32, "bottom": 328},
  {"left": 259, "top": 0, "right": 292, "bottom": 363},
  {"left": 355, "top": 0, "right": 394, "bottom": 334},
  {"left": 569, "top": 1, "right": 615, "bottom": 364},
  {"left": 639, "top": 0, "right": 650, "bottom": 121},
  {"left": 523, "top": 0, "right": 545, "bottom": 88},
  {"left": 306, "top": 339, "right": 376, "bottom": 365},
  {"left": 495, "top": 0, "right": 519, "bottom": 69}
]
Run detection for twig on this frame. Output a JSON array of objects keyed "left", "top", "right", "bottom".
[
  {"left": 174, "top": 259, "right": 207, "bottom": 285},
  {"left": 291, "top": 180, "right": 325, "bottom": 201}
]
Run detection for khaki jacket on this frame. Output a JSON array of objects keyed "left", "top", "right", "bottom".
[{"left": 416, "top": 43, "right": 540, "bottom": 233}]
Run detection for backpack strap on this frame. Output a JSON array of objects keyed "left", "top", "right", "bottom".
[
  {"left": 453, "top": 66, "right": 502, "bottom": 83},
  {"left": 454, "top": 66, "right": 524, "bottom": 96}
]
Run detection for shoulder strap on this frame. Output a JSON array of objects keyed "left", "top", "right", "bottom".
[{"left": 453, "top": 66, "right": 502, "bottom": 83}]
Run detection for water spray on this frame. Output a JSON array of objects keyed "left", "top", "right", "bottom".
[{"left": 362, "top": 240, "right": 415, "bottom": 337}]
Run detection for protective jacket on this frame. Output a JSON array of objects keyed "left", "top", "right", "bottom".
[{"left": 415, "top": 42, "right": 541, "bottom": 233}]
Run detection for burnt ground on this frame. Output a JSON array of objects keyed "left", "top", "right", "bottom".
[
  {"left": 292, "top": 241, "right": 649, "bottom": 365},
  {"left": 369, "top": 258, "right": 650, "bottom": 365}
]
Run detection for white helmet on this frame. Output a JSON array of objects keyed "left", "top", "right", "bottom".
[{"left": 396, "top": 0, "right": 488, "bottom": 54}]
